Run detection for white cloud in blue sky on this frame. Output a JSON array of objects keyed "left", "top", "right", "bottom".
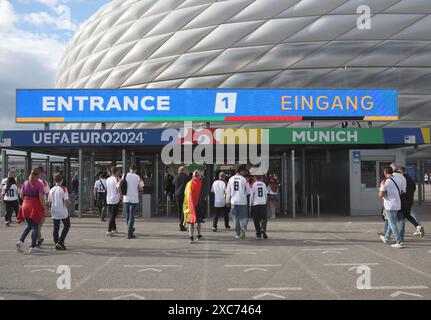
[{"left": 0, "top": 0, "right": 109, "bottom": 129}]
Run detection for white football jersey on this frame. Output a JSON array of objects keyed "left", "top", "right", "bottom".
[
  {"left": 250, "top": 181, "right": 268, "bottom": 206},
  {"left": 226, "top": 174, "right": 250, "bottom": 205}
]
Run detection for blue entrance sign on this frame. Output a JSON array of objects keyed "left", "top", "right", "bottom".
[{"left": 16, "top": 89, "right": 398, "bottom": 123}]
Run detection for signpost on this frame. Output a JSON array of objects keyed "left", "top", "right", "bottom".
[
  {"left": 0, "top": 128, "right": 429, "bottom": 148},
  {"left": 16, "top": 89, "right": 398, "bottom": 123}
]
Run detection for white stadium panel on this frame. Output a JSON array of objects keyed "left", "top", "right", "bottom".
[{"left": 55, "top": 0, "right": 431, "bottom": 130}]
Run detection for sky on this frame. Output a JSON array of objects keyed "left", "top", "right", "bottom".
[{"left": 0, "top": 0, "right": 110, "bottom": 130}]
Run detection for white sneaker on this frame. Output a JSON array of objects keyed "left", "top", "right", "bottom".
[
  {"left": 235, "top": 235, "right": 241, "bottom": 239},
  {"left": 106, "top": 231, "right": 111, "bottom": 236},
  {"left": 16, "top": 241, "right": 23, "bottom": 253},
  {"left": 419, "top": 225, "right": 425, "bottom": 237},
  {"left": 240, "top": 228, "right": 246, "bottom": 239},
  {"left": 113, "top": 230, "right": 118, "bottom": 234},
  {"left": 413, "top": 230, "right": 421, "bottom": 236},
  {"left": 29, "top": 247, "right": 41, "bottom": 253},
  {"left": 391, "top": 243, "right": 404, "bottom": 249},
  {"left": 379, "top": 235, "right": 388, "bottom": 244}
]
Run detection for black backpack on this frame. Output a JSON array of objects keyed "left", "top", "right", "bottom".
[{"left": 119, "top": 173, "right": 128, "bottom": 195}]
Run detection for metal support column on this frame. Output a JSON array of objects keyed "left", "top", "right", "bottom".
[
  {"left": 131, "top": 152, "right": 136, "bottom": 167},
  {"left": 1, "top": 149, "right": 7, "bottom": 178},
  {"left": 78, "top": 149, "right": 84, "bottom": 218},
  {"left": 291, "top": 149, "right": 296, "bottom": 219},
  {"left": 122, "top": 149, "right": 127, "bottom": 218},
  {"left": 64, "top": 157, "right": 70, "bottom": 190},
  {"left": 281, "top": 153, "right": 288, "bottom": 216},
  {"left": 154, "top": 153, "right": 159, "bottom": 215},
  {"left": 301, "top": 148, "right": 306, "bottom": 215},
  {"left": 45, "top": 156, "right": 50, "bottom": 180},
  {"left": 417, "top": 159, "right": 423, "bottom": 205},
  {"left": 90, "top": 152, "right": 95, "bottom": 213},
  {"left": 25, "top": 151, "right": 32, "bottom": 178},
  {"left": 206, "top": 163, "right": 213, "bottom": 218}
]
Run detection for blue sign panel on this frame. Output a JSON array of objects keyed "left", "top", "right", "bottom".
[
  {"left": 0, "top": 130, "right": 168, "bottom": 147},
  {"left": 16, "top": 89, "right": 398, "bottom": 123}
]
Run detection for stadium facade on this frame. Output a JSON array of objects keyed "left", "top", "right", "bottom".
[{"left": 56, "top": 0, "right": 431, "bottom": 130}]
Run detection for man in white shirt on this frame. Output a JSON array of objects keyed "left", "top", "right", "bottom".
[
  {"left": 390, "top": 163, "right": 407, "bottom": 242},
  {"left": 211, "top": 172, "right": 230, "bottom": 232},
  {"left": 379, "top": 166, "right": 403, "bottom": 248},
  {"left": 94, "top": 172, "right": 108, "bottom": 222},
  {"left": 121, "top": 165, "right": 144, "bottom": 239},
  {"left": 106, "top": 166, "right": 120, "bottom": 236},
  {"left": 1, "top": 170, "right": 16, "bottom": 189},
  {"left": 249, "top": 175, "right": 269, "bottom": 240},
  {"left": 48, "top": 173, "right": 71, "bottom": 251},
  {"left": 1, "top": 176, "right": 19, "bottom": 226},
  {"left": 226, "top": 165, "right": 251, "bottom": 239}
]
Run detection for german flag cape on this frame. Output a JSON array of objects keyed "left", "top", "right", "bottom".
[{"left": 183, "top": 178, "right": 203, "bottom": 225}]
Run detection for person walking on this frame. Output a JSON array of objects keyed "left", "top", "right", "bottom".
[
  {"left": 211, "top": 172, "right": 230, "bottom": 232},
  {"left": 183, "top": 170, "right": 205, "bottom": 243},
  {"left": 268, "top": 176, "right": 279, "bottom": 219},
  {"left": 249, "top": 175, "right": 269, "bottom": 240},
  {"left": 1, "top": 176, "right": 20, "bottom": 227},
  {"left": 390, "top": 163, "right": 407, "bottom": 244},
  {"left": 1, "top": 170, "right": 16, "bottom": 189},
  {"left": 120, "top": 165, "right": 144, "bottom": 239},
  {"left": 379, "top": 166, "right": 404, "bottom": 248},
  {"left": 48, "top": 173, "right": 71, "bottom": 251},
  {"left": 94, "top": 172, "right": 108, "bottom": 221},
  {"left": 174, "top": 166, "right": 191, "bottom": 232},
  {"left": 226, "top": 165, "right": 251, "bottom": 239},
  {"left": 106, "top": 166, "right": 120, "bottom": 236},
  {"left": 16, "top": 168, "right": 47, "bottom": 253},
  {"left": 400, "top": 166, "right": 425, "bottom": 237},
  {"left": 36, "top": 167, "right": 50, "bottom": 247}
]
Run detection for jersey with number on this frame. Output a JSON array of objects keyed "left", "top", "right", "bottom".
[
  {"left": 226, "top": 174, "right": 250, "bottom": 205},
  {"left": 94, "top": 179, "right": 108, "bottom": 193},
  {"left": 2, "top": 184, "right": 19, "bottom": 201},
  {"left": 250, "top": 181, "right": 268, "bottom": 206}
]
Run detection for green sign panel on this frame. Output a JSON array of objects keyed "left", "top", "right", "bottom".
[{"left": 270, "top": 128, "right": 385, "bottom": 145}]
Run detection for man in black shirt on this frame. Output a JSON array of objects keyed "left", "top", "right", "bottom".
[
  {"left": 400, "top": 166, "right": 425, "bottom": 237},
  {"left": 174, "top": 166, "right": 191, "bottom": 231}
]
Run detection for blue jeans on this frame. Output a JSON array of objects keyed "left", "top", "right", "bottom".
[
  {"left": 384, "top": 212, "right": 405, "bottom": 242},
  {"left": 124, "top": 202, "right": 137, "bottom": 236},
  {"left": 411, "top": 211, "right": 421, "bottom": 225},
  {"left": 384, "top": 210, "right": 402, "bottom": 243},
  {"left": 397, "top": 211, "right": 406, "bottom": 242},
  {"left": 230, "top": 205, "right": 248, "bottom": 236},
  {"left": 20, "top": 218, "right": 38, "bottom": 248}
]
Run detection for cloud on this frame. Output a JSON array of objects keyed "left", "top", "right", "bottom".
[
  {"left": 22, "top": 7, "right": 78, "bottom": 31},
  {"left": 0, "top": 27, "right": 66, "bottom": 129},
  {"left": 0, "top": 0, "right": 19, "bottom": 29},
  {"left": 20, "top": 0, "right": 78, "bottom": 31}
]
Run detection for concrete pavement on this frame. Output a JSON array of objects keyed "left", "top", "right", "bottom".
[{"left": 0, "top": 211, "right": 430, "bottom": 300}]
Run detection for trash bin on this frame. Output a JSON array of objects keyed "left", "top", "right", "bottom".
[{"left": 141, "top": 194, "right": 151, "bottom": 218}]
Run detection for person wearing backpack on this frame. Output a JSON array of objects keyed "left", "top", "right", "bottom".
[
  {"left": 379, "top": 166, "right": 404, "bottom": 248},
  {"left": 120, "top": 165, "right": 144, "bottom": 239},
  {"left": 1, "top": 176, "right": 20, "bottom": 227},
  {"left": 94, "top": 172, "right": 108, "bottom": 222}
]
